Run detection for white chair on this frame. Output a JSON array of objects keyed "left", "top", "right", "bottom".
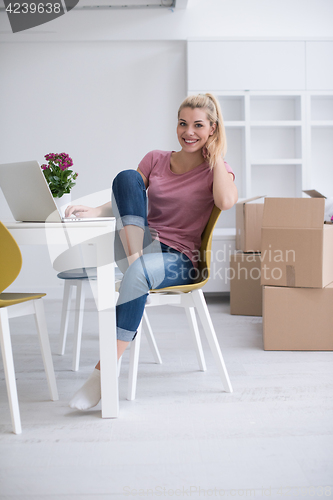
[
  {"left": 55, "top": 206, "right": 232, "bottom": 403},
  {"left": 53, "top": 194, "right": 162, "bottom": 373},
  {"left": 0, "top": 222, "right": 58, "bottom": 434},
  {"left": 55, "top": 261, "right": 162, "bottom": 372},
  {"left": 126, "top": 206, "right": 233, "bottom": 400}
]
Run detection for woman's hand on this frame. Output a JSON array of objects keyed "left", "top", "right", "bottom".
[
  {"left": 64, "top": 205, "right": 100, "bottom": 218},
  {"left": 202, "top": 146, "right": 209, "bottom": 159},
  {"left": 65, "top": 201, "right": 112, "bottom": 218}
]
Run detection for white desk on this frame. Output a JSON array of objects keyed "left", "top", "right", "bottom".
[{"left": 5, "top": 220, "right": 119, "bottom": 419}]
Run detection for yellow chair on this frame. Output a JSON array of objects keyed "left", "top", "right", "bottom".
[
  {"left": 0, "top": 222, "right": 58, "bottom": 434},
  {"left": 127, "top": 205, "right": 233, "bottom": 400}
]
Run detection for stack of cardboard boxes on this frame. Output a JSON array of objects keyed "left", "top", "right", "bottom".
[
  {"left": 229, "top": 196, "right": 265, "bottom": 317},
  {"left": 229, "top": 192, "right": 333, "bottom": 351},
  {"left": 261, "top": 195, "right": 333, "bottom": 350}
]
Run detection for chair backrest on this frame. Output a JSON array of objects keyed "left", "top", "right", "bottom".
[
  {"left": 0, "top": 222, "right": 22, "bottom": 293},
  {"left": 151, "top": 204, "right": 221, "bottom": 293},
  {"left": 197, "top": 205, "right": 221, "bottom": 283}
]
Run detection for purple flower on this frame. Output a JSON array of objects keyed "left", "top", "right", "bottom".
[{"left": 41, "top": 152, "right": 76, "bottom": 196}]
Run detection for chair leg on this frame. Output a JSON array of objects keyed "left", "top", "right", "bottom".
[
  {"left": 117, "top": 356, "right": 122, "bottom": 377},
  {"left": 0, "top": 308, "right": 22, "bottom": 434},
  {"left": 114, "top": 289, "right": 122, "bottom": 379},
  {"left": 185, "top": 306, "right": 206, "bottom": 371},
  {"left": 192, "top": 289, "right": 233, "bottom": 393},
  {"left": 142, "top": 310, "right": 162, "bottom": 364},
  {"left": 58, "top": 281, "right": 73, "bottom": 356},
  {"left": 72, "top": 281, "right": 86, "bottom": 372},
  {"left": 127, "top": 321, "right": 143, "bottom": 401},
  {"left": 33, "top": 299, "right": 59, "bottom": 401}
]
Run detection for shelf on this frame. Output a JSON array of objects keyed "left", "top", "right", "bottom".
[
  {"left": 252, "top": 164, "right": 302, "bottom": 198},
  {"left": 311, "top": 121, "right": 333, "bottom": 127},
  {"left": 251, "top": 121, "right": 302, "bottom": 127},
  {"left": 311, "top": 96, "right": 333, "bottom": 121},
  {"left": 251, "top": 127, "right": 302, "bottom": 161},
  {"left": 250, "top": 95, "right": 302, "bottom": 121},
  {"left": 310, "top": 127, "right": 333, "bottom": 196},
  {"left": 251, "top": 159, "right": 303, "bottom": 165},
  {"left": 224, "top": 121, "right": 245, "bottom": 127},
  {"left": 218, "top": 96, "right": 245, "bottom": 121}
]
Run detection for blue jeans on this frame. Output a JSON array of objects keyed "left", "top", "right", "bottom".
[{"left": 112, "top": 170, "right": 195, "bottom": 342}]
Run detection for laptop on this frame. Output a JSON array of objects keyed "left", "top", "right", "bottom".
[{"left": 0, "top": 160, "right": 114, "bottom": 223}]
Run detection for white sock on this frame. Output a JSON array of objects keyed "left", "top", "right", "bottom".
[{"left": 69, "top": 369, "right": 101, "bottom": 410}]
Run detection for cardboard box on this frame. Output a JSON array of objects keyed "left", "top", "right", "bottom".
[
  {"left": 236, "top": 196, "right": 265, "bottom": 252},
  {"left": 261, "top": 197, "right": 333, "bottom": 288},
  {"left": 230, "top": 252, "right": 262, "bottom": 316},
  {"left": 303, "top": 189, "right": 327, "bottom": 199},
  {"left": 263, "top": 283, "right": 333, "bottom": 350}
]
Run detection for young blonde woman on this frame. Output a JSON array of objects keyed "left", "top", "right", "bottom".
[{"left": 66, "top": 93, "right": 238, "bottom": 410}]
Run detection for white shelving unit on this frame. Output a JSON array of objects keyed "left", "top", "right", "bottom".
[
  {"left": 249, "top": 92, "right": 305, "bottom": 199},
  {"left": 307, "top": 92, "right": 333, "bottom": 197},
  {"left": 187, "top": 39, "right": 333, "bottom": 202},
  {"left": 187, "top": 39, "right": 333, "bottom": 291},
  {"left": 193, "top": 90, "right": 333, "bottom": 292},
  {"left": 189, "top": 90, "right": 325, "bottom": 201},
  {"left": 194, "top": 90, "right": 307, "bottom": 200}
]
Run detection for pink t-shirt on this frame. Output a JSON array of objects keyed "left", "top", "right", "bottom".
[{"left": 138, "top": 150, "right": 235, "bottom": 266}]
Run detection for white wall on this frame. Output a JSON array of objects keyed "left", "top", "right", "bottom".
[
  {"left": 0, "top": 41, "right": 186, "bottom": 191},
  {"left": 0, "top": 41, "right": 186, "bottom": 297},
  {"left": 0, "top": 0, "right": 332, "bottom": 297}
]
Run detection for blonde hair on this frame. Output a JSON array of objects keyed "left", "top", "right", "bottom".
[{"left": 178, "top": 93, "right": 227, "bottom": 169}]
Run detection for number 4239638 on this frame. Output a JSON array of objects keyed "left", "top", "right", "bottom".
[{"left": 5, "top": 3, "right": 62, "bottom": 14}]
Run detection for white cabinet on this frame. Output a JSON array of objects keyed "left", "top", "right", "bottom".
[
  {"left": 187, "top": 41, "right": 306, "bottom": 91},
  {"left": 306, "top": 42, "right": 333, "bottom": 90}
]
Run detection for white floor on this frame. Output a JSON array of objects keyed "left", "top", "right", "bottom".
[{"left": 0, "top": 295, "right": 332, "bottom": 499}]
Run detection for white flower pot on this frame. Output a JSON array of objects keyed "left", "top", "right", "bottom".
[{"left": 54, "top": 193, "right": 71, "bottom": 217}]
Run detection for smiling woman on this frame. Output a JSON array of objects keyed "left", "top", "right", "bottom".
[
  {"left": 177, "top": 93, "right": 227, "bottom": 169},
  {"left": 169, "top": 93, "right": 237, "bottom": 210},
  {"left": 66, "top": 92, "right": 238, "bottom": 411},
  {"left": 175, "top": 107, "right": 216, "bottom": 170}
]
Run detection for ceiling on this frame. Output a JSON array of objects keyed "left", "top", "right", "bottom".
[
  {"left": 0, "top": 0, "right": 189, "bottom": 10},
  {"left": 74, "top": 0, "right": 175, "bottom": 7}
]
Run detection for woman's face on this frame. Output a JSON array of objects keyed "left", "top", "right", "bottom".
[{"left": 177, "top": 107, "right": 216, "bottom": 154}]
